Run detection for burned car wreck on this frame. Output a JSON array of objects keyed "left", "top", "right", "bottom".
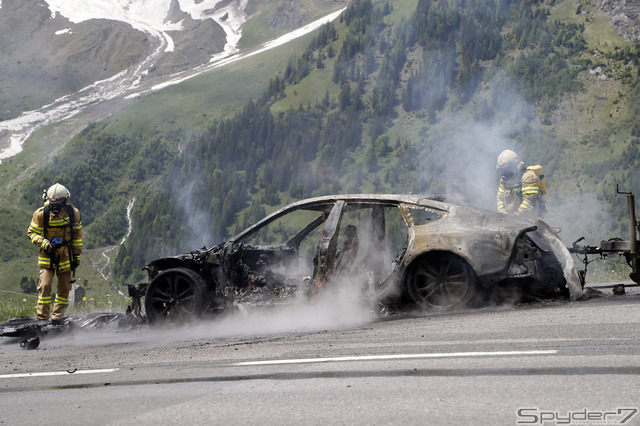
[{"left": 129, "top": 194, "right": 582, "bottom": 323}]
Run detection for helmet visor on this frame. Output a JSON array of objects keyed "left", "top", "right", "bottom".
[
  {"left": 498, "top": 162, "right": 518, "bottom": 178},
  {"left": 48, "top": 198, "right": 67, "bottom": 213}
]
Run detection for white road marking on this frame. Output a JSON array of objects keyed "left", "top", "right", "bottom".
[
  {"left": 234, "top": 350, "right": 557, "bottom": 366},
  {"left": 0, "top": 368, "right": 118, "bottom": 379}
]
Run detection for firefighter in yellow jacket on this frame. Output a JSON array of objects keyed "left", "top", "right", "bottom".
[
  {"left": 496, "top": 149, "right": 544, "bottom": 219},
  {"left": 27, "top": 183, "right": 82, "bottom": 320}
]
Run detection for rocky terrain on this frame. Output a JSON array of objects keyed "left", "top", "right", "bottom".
[
  {"left": 0, "top": 0, "right": 153, "bottom": 121},
  {"left": 597, "top": 0, "right": 640, "bottom": 42}
]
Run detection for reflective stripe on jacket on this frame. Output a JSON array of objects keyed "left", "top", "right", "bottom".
[
  {"left": 496, "top": 169, "right": 541, "bottom": 218},
  {"left": 27, "top": 205, "right": 83, "bottom": 271}
]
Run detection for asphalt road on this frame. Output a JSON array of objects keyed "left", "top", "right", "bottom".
[{"left": 1, "top": 286, "right": 639, "bottom": 425}]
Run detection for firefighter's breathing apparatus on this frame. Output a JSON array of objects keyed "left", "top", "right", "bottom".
[
  {"left": 41, "top": 184, "right": 78, "bottom": 282},
  {"left": 527, "top": 164, "right": 548, "bottom": 216},
  {"left": 527, "top": 165, "right": 547, "bottom": 196}
]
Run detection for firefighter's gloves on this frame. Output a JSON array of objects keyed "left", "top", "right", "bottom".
[{"left": 40, "top": 239, "right": 52, "bottom": 252}]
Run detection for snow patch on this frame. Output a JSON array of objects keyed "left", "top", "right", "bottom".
[
  {"left": 43, "top": 0, "right": 248, "bottom": 54},
  {"left": 0, "top": 5, "right": 346, "bottom": 163},
  {"left": 0, "top": 70, "right": 130, "bottom": 163},
  {"left": 44, "top": 0, "right": 186, "bottom": 52},
  {"left": 150, "top": 8, "right": 346, "bottom": 92},
  {"left": 55, "top": 28, "right": 72, "bottom": 35}
]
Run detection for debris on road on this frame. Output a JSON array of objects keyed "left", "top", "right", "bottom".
[
  {"left": 613, "top": 284, "right": 626, "bottom": 295},
  {"left": 20, "top": 337, "right": 40, "bottom": 350},
  {"left": 0, "top": 313, "right": 144, "bottom": 345}
]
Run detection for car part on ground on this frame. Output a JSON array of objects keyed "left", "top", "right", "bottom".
[
  {"left": 0, "top": 313, "right": 143, "bottom": 343},
  {"left": 20, "top": 336, "right": 40, "bottom": 350}
]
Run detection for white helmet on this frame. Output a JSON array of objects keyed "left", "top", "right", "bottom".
[
  {"left": 45, "top": 183, "right": 70, "bottom": 204},
  {"left": 496, "top": 149, "right": 523, "bottom": 178}
]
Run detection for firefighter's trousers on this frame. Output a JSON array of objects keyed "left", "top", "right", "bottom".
[{"left": 36, "top": 268, "right": 72, "bottom": 320}]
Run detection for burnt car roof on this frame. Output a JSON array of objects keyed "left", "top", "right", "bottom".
[
  {"left": 229, "top": 193, "right": 450, "bottom": 242},
  {"left": 230, "top": 193, "right": 533, "bottom": 243}
]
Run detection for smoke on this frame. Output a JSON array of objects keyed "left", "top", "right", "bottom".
[
  {"left": 189, "top": 278, "right": 376, "bottom": 339},
  {"left": 167, "top": 134, "right": 221, "bottom": 251},
  {"left": 545, "top": 192, "right": 621, "bottom": 246},
  {"left": 45, "top": 277, "right": 376, "bottom": 348},
  {"left": 408, "top": 66, "right": 619, "bottom": 250},
  {"left": 429, "top": 114, "right": 520, "bottom": 210},
  {"left": 411, "top": 115, "right": 526, "bottom": 212},
  {"left": 175, "top": 179, "right": 217, "bottom": 251}
]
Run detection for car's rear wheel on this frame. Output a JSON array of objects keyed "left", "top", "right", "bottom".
[
  {"left": 407, "top": 253, "right": 477, "bottom": 310},
  {"left": 145, "top": 267, "right": 209, "bottom": 323}
]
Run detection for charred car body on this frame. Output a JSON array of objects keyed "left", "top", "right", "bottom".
[{"left": 129, "top": 194, "right": 582, "bottom": 322}]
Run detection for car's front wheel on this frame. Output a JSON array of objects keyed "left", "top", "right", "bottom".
[
  {"left": 144, "top": 267, "right": 209, "bottom": 323},
  {"left": 406, "top": 253, "right": 477, "bottom": 310}
]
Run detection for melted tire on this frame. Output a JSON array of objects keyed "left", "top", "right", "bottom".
[
  {"left": 406, "top": 253, "right": 477, "bottom": 311},
  {"left": 144, "top": 267, "right": 209, "bottom": 323}
]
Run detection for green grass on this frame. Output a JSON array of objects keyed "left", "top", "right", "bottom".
[
  {"left": 550, "top": 1, "right": 584, "bottom": 22},
  {"left": 0, "top": 293, "right": 37, "bottom": 320},
  {"left": 98, "top": 33, "right": 317, "bottom": 138},
  {"left": 239, "top": 7, "right": 288, "bottom": 50},
  {"left": 386, "top": 0, "right": 419, "bottom": 25},
  {"left": 0, "top": 291, "right": 130, "bottom": 322},
  {"left": 0, "top": 256, "right": 37, "bottom": 295},
  {"left": 271, "top": 67, "right": 339, "bottom": 112},
  {"left": 551, "top": 0, "right": 636, "bottom": 53},
  {"left": 584, "top": 257, "right": 637, "bottom": 285},
  {"left": 67, "top": 292, "right": 130, "bottom": 316},
  {"left": 583, "top": 15, "right": 636, "bottom": 52}
]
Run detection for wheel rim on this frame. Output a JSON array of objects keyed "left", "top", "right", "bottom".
[
  {"left": 148, "top": 273, "right": 198, "bottom": 320},
  {"left": 412, "top": 256, "right": 472, "bottom": 309}
]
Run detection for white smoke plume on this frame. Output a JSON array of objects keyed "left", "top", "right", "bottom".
[
  {"left": 409, "top": 68, "right": 622, "bottom": 251},
  {"left": 45, "top": 277, "right": 376, "bottom": 348}
]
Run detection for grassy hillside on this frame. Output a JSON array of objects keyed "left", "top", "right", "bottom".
[{"left": 265, "top": 0, "right": 640, "bottom": 244}]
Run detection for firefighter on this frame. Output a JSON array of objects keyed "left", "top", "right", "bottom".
[
  {"left": 27, "top": 183, "right": 83, "bottom": 320},
  {"left": 496, "top": 149, "right": 543, "bottom": 218}
]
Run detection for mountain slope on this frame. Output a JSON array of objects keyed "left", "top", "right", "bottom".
[
  {"left": 0, "top": 0, "right": 153, "bottom": 121},
  {"left": 0, "top": 0, "right": 349, "bottom": 293},
  {"left": 2, "top": 0, "right": 640, "bottom": 294}
]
